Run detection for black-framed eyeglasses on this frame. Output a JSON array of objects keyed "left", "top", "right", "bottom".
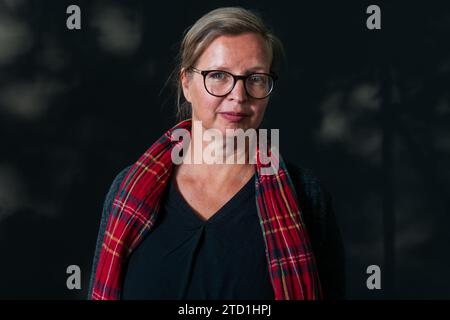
[{"left": 189, "top": 67, "right": 278, "bottom": 99}]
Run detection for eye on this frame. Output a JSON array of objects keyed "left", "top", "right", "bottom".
[
  {"left": 248, "top": 74, "right": 266, "bottom": 84},
  {"left": 209, "top": 71, "right": 227, "bottom": 80}
]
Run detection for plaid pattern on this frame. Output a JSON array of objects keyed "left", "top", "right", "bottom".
[{"left": 91, "top": 119, "right": 322, "bottom": 300}]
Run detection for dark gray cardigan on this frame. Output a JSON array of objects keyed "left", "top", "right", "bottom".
[{"left": 88, "top": 163, "right": 346, "bottom": 299}]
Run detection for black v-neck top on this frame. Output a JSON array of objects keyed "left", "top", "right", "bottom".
[{"left": 121, "top": 173, "right": 275, "bottom": 300}]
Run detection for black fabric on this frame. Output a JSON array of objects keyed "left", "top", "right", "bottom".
[
  {"left": 121, "top": 173, "right": 275, "bottom": 300},
  {"left": 286, "top": 163, "right": 346, "bottom": 299},
  {"left": 88, "top": 162, "right": 346, "bottom": 299}
]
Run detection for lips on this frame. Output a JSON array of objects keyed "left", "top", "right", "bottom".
[{"left": 219, "top": 112, "right": 249, "bottom": 122}]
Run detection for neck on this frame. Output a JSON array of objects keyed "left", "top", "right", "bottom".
[{"left": 175, "top": 124, "right": 256, "bottom": 183}]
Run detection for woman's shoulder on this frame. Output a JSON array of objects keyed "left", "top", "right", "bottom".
[
  {"left": 88, "top": 164, "right": 133, "bottom": 299},
  {"left": 284, "top": 161, "right": 346, "bottom": 299},
  {"left": 284, "top": 161, "right": 333, "bottom": 206},
  {"left": 284, "top": 160, "right": 336, "bottom": 249},
  {"left": 102, "top": 165, "right": 133, "bottom": 212},
  {"left": 109, "top": 165, "right": 132, "bottom": 190}
]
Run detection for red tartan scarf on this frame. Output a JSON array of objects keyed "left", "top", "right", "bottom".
[{"left": 91, "top": 118, "right": 322, "bottom": 300}]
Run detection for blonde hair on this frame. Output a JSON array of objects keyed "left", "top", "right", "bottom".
[{"left": 172, "top": 7, "right": 285, "bottom": 121}]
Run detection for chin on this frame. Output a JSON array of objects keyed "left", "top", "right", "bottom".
[{"left": 220, "top": 120, "right": 252, "bottom": 132}]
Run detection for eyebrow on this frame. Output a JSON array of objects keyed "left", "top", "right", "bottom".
[{"left": 207, "top": 65, "right": 268, "bottom": 73}]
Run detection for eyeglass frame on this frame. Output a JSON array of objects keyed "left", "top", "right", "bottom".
[{"left": 188, "top": 67, "right": 278, "bottom": 99}]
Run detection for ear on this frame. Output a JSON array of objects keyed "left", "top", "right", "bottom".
[{"left": 180, "top": 68, "right": 192, "bottom": 103}]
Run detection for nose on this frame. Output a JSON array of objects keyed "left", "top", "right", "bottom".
[{"left": 227, "top": 78, "right": 248, "bottom": 102}]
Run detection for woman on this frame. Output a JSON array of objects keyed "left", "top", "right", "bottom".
[{"left": 88, "top": 7, "right": 345, "bottom": 300}]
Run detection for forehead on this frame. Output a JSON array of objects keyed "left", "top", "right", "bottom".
[{"left": 196, "top": 33, "right": 272, "bottom": 71}]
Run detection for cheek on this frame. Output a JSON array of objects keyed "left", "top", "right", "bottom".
[
  {"left": 253, "top": 100, "right": 269, "bottom": 119},
  {"left": 246, "top": 101, "right": 268, "bottom": 128},
  {"left": 190, "top": 82, "right": 221, "bottom": 115}
]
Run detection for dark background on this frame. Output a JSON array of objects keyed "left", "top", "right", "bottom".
[{"left": 0, "top": 0, "right": 449, "bottom": 299}]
